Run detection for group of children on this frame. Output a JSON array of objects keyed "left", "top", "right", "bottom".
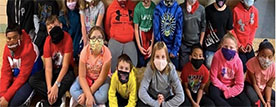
[{"left": 0, "top": 0, "right": 275, "bottom": 107}]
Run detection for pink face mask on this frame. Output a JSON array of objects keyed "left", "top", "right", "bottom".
[
  {"left": 67, "top": 2, "right": 77, "bottom": 10},
  {"left": 154, "top": 59, "right": 168, "bottom": 71}
]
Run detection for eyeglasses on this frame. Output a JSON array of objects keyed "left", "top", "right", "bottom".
[{"left": 89, "top": 36, "right": 103, "bottom": 42}]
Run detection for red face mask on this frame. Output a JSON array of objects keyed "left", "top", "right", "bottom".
[{"left": 118, "top": 1, "right": 127, "bottom": 8}]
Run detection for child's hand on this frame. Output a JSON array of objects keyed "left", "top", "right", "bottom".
[
  {"left": 86, "top": 95, "right": 95, "bottom": 107},
  {"left": 138, "top": 46, "right": 147, "bottom": 55},
  {"left": 169, "top": 53, "right": 175, "bottom": 58},
  {"left": 192, "top": 102, "right": 200, "bottom": 107},
  {"left": 78, "top": 93, "right": 86, "bottom": 106},
  {"left": 157, "top": 94, "right": 164, "bottom": 105},
  {"left": 0, "top": 97, "right": 8, "bottom": 107},
  {"left": 239, "top": 46, "right": 247, "bottom": 53},
  {"left": 246, "top": 44, "right": 253, "bottom": 52},
  {"left": 147, "top": 46, "right": 152, "bottom": 57}
]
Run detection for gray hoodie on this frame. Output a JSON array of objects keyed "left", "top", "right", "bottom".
[{"left": 139, "top": 63, "right": 185, "bottom": 107}]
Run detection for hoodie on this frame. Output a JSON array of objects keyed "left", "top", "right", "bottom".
[
  {"left": 0, "top": 30, "right": 37, "bottom": 101},
  {"left": 105, "top": 0, "right": 136, "bottom": 43},
  {"left": 210, "top": 48, "right": 244, "bottom": 99},
  {"left": 7, "top": 0, "right": 34, "bottom": 33},
  {"left": 153, "top": 0, "right": 183, "bottom": 56}
]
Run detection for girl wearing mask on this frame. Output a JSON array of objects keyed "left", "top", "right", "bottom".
[
  {"left": 181, "top": 44, "right": 215, "bottom": 107},
  {"left": 69, "top": 26, "right": 111, "bottom": 107},
  {"left": 138, "top": 41, "right": 184, "bottom": 107},
  {"left": 59, "top": 0, "right": 82, "bottom": 63},
  {"left": 244, "top": 39, "right": 275, "bottom": 107},
  {"left": 209, "top": 33, "right": 250, "bottom": 106},
  {"left": 79, "top": 0, "right": 105, "bottom": 45}
]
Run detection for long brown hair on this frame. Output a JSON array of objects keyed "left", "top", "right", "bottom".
[
  {"left": 79, "top": 0, "right": 101, "bottom": 10},
  {"left": 149, "top": 41, "right": 171, "bottom": 74}
]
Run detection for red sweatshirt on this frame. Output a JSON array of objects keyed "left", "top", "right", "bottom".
[
  {"left": 0, "top": 30, "right": 36, "bottom": 101},
  {"left": 105, "top": 0, "right": 136, "bottom": 43},
  {"left": 232, "top": 2, "right": 258, "bottom": 48}
]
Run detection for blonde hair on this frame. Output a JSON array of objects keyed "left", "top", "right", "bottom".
[
  {"left": 219, "top": 33, "right": 238, "bottom": 49},
  {"left": 149, "top": 41, "right": 171, "bottom": 74},
  {"left": 79, "top": 0, "right": 101, "bottom": 10}
]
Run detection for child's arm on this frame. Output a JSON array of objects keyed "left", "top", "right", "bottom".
[
  {"left": 105, "top": 7, "right": 112, "bottom": 39},
  {"left": 162, "top": 65, "right": 184, "bottom": 107},
  {"left": 134, "top": 24, "right": 146, "bottom": 55},
  {"left": 223, "top": 61, "right": 244, "bottom": 99},
  {"left": 264, "top": 77, "right": 275, "bottom": 106},
  {"left": 248, "top": 70, "right": 266, "bottom": 105},
  {"left": 80, "top": 13, "right": 87, "bottom": 45},
  {"left": 210, "top": 55, "right": 228, "bottom": 91},
  {"left": 138, "top": 66, "right": 159, "bottom": 107},
  {"left": 108, "top": 72, "right": 118, "bottom": 107},
  {"left": 199, "top": 8, "right": 206, "bottom": 46},
  {"left": 196, "top": 84, "right": 205, "bottom": 105},
  {"left": 184, "top": 83, "right": 197, "bottom": 106},
  {"left": 171, "top": 7, "right": 183, "bottom": 56},
  {"left": 90, "top": 60, "right": 111, "bottom": 94},
  {"left": 126, "top": 70, "right": 137, "bottom": 107},
  {"left": 79, "top": 59, "right": 94, "bottom": 105},
  {"left": 95, "top": 1, "right": 105, "bottom": 26}
]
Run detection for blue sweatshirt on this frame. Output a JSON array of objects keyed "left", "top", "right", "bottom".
[{"left": 153, "top": 0, "right": 183, "bottom": 56}]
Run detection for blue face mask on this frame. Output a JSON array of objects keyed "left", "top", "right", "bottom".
[
  {"left": 221, "top": 48, "right": 236, "bottom": 61},
  {"left": 244, "top": 0, "right": 254, "bottom": 7}
]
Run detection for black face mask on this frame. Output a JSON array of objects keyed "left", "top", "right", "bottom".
[
  {"left": 117, "top": 70, "right": 130, "bottom": 84},
  {"left": 216, "top": 0, "right": 226, "bottom": 8},
  {"left": 50, "top": 26, "right": 64, "bottom": 44},
  {"left": 191, "top": 58, "right": 204, "bottom": 70}
]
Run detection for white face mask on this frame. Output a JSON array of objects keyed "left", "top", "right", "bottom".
[
  {"left": 154, "top": 59, "right": 168, "bottom": 71},
  {"left": 67, "top": 2, "right": 77, "bottom": 10},
  {"left": 187, "top": 5, "right": 192, "bottom": 12},
  {"left": 244, "top": 0, "right": 254, "bottom": 7},
  {"left": 258, "top": 57, "right": 272, "bottom": 69},
  {"left": 8, "top": 40, "right": 20, "bottom": 49}
]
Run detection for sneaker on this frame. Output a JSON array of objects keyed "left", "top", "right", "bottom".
[
  {"left": 35, "top": 100, "right": 47, "bottom": 107},
  {"left": 69, "top": 97, "right": 78, "bottom": 107},
  {"left": 97, "top": 104, "right": 106, "bottom": 107}
]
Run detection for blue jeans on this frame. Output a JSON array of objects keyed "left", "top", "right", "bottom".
[
  {"left": 8, "top": 83, "right": 33, "bottom": 106},
  {"left": 204, "top": 50, "right": 215, "bottom": 69},
  {"left": 70, "top": 77, "right": 110, "bottom": 105}
]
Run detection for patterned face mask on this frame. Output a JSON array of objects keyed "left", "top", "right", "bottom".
[
  {"left": 89, "top": 38, "right": 103, "bottom": 54},
  {"left": 258, "top": 57, "right": 272, "bottom": 69}
]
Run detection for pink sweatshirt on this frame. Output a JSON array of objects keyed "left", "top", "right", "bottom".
[{"left": 210, "top": 48, "right": 244, "bottom": 99}]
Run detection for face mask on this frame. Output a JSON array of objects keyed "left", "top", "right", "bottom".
[
  {"left": 221, "top": 48, "right": 236, "bottom": 61},
  {"left": 85, "top": 0, "right": 92, "bottom": 2},
  {"left": 258, "top": 57, "right": 272, "bottom": 69},
  {"left": 67, "top": 2, "right": 77, "bottom": 10},
  {"left": 50, "top": 26, "right": 64, "bottom": 44},
  {"left": 244, "top": 0, "right": 254, "bottom": 7},
  {"left": 188, "top": 0, "right": 196, "bottom": 5},
  {"left": 164, "top": 0, "right": 174, "bottom": 7},
  {"left": 154, "top": 58, "right": 168, "bottom": 71},
  {"left": 216, "top": 0, "right": 226, "bottom": 8},
  {"left": 118, "top": 1, "right": 127, "bottom": 8},
  {"left": 191, "top": 58, "right": 204, "bottom": 70},
  {"left": 118, "top": 70, "right": 130, "bottom": 84},
  {"left": 89, "top": 38, "right": 103, "bottom": 53},
  {"left": 187, "top": 5, "right": 192, "bottom": 12},
  {"left": 8, "top": 40, "right": 20, "bottom": 49}
]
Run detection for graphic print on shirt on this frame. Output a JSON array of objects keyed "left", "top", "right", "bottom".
[
  {"left": 52, "top": 51, "right": 63, "bottom": 69},
  {"left": 140, "top": 14, "right": 153, "bottom": 32},
  {"left": 115, "top": 10, "right": 133, "bottom": 22},
  {"left": 221, "top": 67, "right": 235, "bottom": 79},
  {"left": 161, "top": 12, "right": 176, "bottom": 37},
  {"left": 86, "top": 58, "right": 103, "bottom": 80},
  {"left": 38, "top": 4, "right": 53, "bottom": 23},
  {"left": 8, "top": 57, "right": 21, "bottom": 76},
  {"left": 85, "top": 9, "right": 99, "bottom": 32},
  {"left": 250, "top": 12, "right": 254, "bottom": 25},
  {"left": 204, "top": 22, "right": 220, "bottom": 47},
  {"left": 188, "top": 74, "right": 203, "bottom": 93}
]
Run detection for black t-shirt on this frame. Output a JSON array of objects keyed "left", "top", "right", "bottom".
[{"left": 203, "top": 4, "right": 233, "bottom": 52}]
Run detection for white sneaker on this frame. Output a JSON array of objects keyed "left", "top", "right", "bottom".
[
  {"left": 60, "top": 95, "right": 66, "bottom": 107},
  {"left": 69, "top": 97, "right": 78, "bottom": 107},
  {"left": 97, "top": 104, "right": 106, "bottom": 107}
]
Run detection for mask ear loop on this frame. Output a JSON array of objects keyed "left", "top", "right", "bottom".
[{"left": 18, "top": 40, "right": 21, "bottom": 46}]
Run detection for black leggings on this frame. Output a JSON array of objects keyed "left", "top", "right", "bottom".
[
  {"left": 209, "top": 83, "right": 251, "bottom": 107},
  {"left": 29, "top": 67, "right": 75, "bottom": 106}
]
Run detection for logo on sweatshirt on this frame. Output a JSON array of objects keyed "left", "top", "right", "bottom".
[
  {"left": 115, "top": 10, "right": 133, "bottom": 21},
  {"left": 221, "top": 67, "right": 235, "bottom": 79},
  {"left": 161, "top": 12, "right": 176, "bottom": 37}
]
